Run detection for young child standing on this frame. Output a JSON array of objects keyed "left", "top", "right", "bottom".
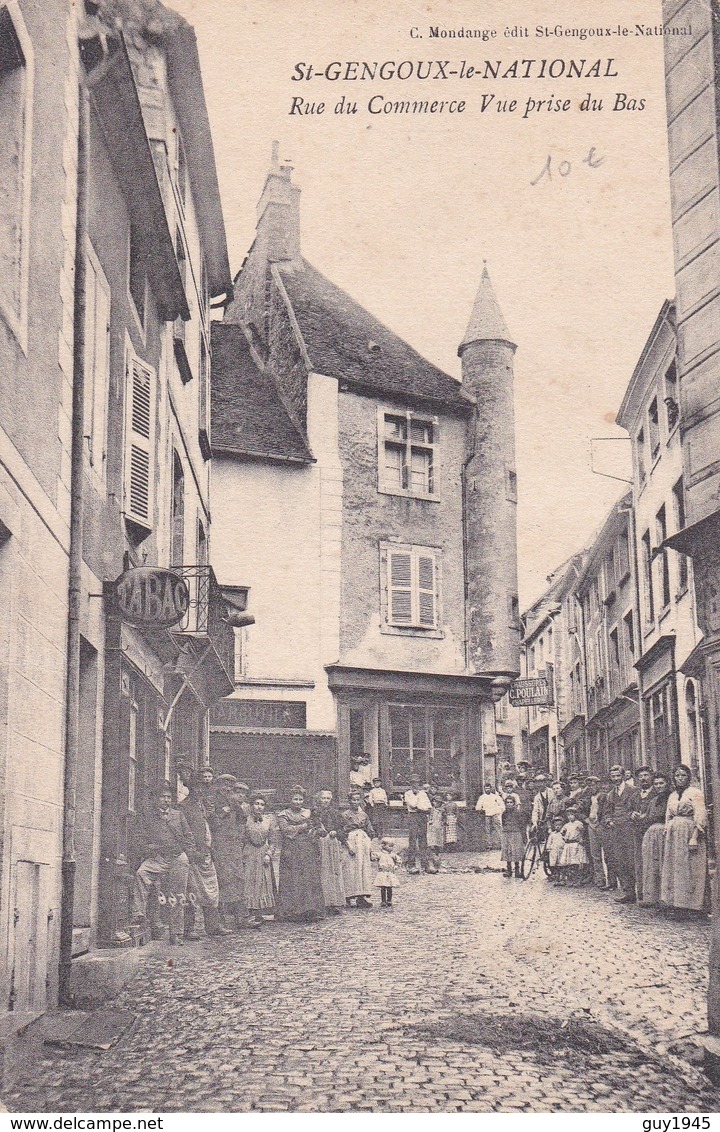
[
  {"left": 545, "top": 815, "right": 566, "bottom": 882},
  {"left": 559, "top": 807, "right": 589, "bottom": 886},
  {"left": 373, "top": 837, "right": 400, "bottom": 907},
  {"left": 500, "top": 795, "right": 525, "bottom": 878},
  {"left": 366, "top": 777, "right": 389, "bottom": 839}
]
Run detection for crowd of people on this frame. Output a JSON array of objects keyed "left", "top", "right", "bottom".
[
  {"left": 130, "top": 754, "right": 710, "bottom": 944},
  {"left": 132, "top": 759, "right": 450, "bottom": 943},
  {"left": 475, "top": 760, "right": 710, "bottom": 917}
]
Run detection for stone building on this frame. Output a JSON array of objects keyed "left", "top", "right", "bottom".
[
  {"left": 662, "top": 0, "right": 720, "bottom": 1067},
  {"left": 66, "top": 4, "right": 234, "bottom": 990},
  {"left": 210, "top": 150, "right": 521, "bottom": 804},
  {"left": 575, "top": 494, "right": 640, "bottom": 777},
  {"left": 521, "top": 555, "right": 585, "bottom": 778},
  {"left": 616, "top": 301, "right": 705, "bottom": 786},
  {"left": 0, "top": 0, "right": 79, "bottom": 1022}
]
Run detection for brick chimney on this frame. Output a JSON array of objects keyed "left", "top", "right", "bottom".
[{"left": 255, "top": 140, "right": 301, "bottom": 265}]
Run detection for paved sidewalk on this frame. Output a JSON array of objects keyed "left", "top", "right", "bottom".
[{"left": 6, "top": 852, "right": 720, "bottom": 1113}]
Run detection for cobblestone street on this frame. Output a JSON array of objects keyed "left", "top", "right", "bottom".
[{"left": 7, "top": 852, "right": 720, "bottom": 1113}]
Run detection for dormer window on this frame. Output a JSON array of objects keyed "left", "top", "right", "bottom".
[{"left": 378, "top": 408, "right": 439, "bottom": 500}]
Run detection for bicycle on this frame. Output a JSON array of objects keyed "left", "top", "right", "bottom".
[{"left": 520, "top": 824, "right": 552, "bottom": 880}]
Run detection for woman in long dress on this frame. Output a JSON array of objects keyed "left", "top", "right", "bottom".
[
  {"left": 341, "top": 789, "right": 376, "bottom": 908},
  {"left": 276, "top": 786, "right": 325, "bottom": 922},
  {"left": 640, "top": 771, "right": 670, "bottom": 907},
  {"left": 313, "top": 789, "right": 346, "bottom": 914},
  {"left": 243, "top": 794, "right": 280, "bottom": 925},
  {"left": 660, "top": 764, "right": 708, "bottom": 914}
]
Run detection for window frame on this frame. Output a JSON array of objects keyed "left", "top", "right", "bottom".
[
  {"left": 123, "top": 342, "right": 156, "bottom": 534},
  {"left": 83, "top": 240, "right": 111, "bottom": 481},
  {"left": 0, "top": 0, "right": 33, "bottom": 352},
  {"left": 380, "top": 542, "right": 443, "bottom": 637},
  {"left": 377, "top": 407, "right": 440, "bottom": 501}
]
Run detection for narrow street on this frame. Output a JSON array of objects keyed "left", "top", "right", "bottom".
[{"left": 7, "top": 852, "right": 720, "bottom": 1114}]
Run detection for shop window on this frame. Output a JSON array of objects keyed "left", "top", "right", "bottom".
[
  {"left": 198, "top": 337, "right": 211, "bottom": 460},
  {"left": 123, "top": 351, "right": 156, "bottom": 534},
  {"left": 128, "top": 699, "right": 138, "bottom": 814},
  {"left": 0, "top": 2, "right": 32, "bottom": 345},
  {"left": 83, "top": 242, "right": 110, "bottom": 476},
  {"left": 387, "top": 704, "right": 462, "bottom": 790},
  {"left": 378, "top": 409, "right": 438, "bottom": 498}
]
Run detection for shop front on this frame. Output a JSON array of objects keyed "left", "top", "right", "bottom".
[{"left": 97, "top": 564, "right": 234, "bottom": 948}]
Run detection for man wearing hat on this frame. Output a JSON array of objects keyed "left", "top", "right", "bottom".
[
  {"left": 133, "top": 782, "right": 196, "bottom": 943},
  {"left": 179, "top": 765, "right": 231, "bottom": 938}
]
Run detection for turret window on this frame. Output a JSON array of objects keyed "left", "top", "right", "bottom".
[{"left": 378, "top": 408, "right": 439, "bottom": 500}]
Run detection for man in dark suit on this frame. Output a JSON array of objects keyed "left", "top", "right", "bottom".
[{"left": 603, "top": 764, "right": 640, "bottom": 903}]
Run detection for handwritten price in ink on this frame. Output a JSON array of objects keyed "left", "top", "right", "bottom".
[{"left": 531, "top": 148, "right": 606, "bottom": 186}]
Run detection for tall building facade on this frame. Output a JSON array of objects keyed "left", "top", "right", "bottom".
[
  {"left": 70, "top": 7, "right": 233, "bottom": 978},
  {"left": 0, "top": 0, "right": 79, "bottom": 1020},
  {"left": 210, "top": 151, "right": 521, "bottom": 804},
  {"left": 662, "top": 0, "right": 720, "bottom": 1068},
  {"left": 0, "top": 0, "right": 236, "bottom": 1027}
]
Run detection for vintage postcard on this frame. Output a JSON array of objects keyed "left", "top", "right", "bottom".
[{"left": 1, "top": 0, "right": 719, "bottom": 1118}]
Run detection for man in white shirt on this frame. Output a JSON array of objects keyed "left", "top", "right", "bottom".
[
  {"left": 404, "top": 773, "right": 431, "bottom": 874},
  {"left": 475, "top": 782, "right": 505, "bottom": 850}
]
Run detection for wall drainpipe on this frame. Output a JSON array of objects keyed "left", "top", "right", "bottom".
[{"left": 59, "top": 78, "right": 89, "bottom": 1004}]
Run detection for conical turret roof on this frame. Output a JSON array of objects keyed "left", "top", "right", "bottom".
[{"left": 459, "top": 264, "right": 515, "bottom": 354}]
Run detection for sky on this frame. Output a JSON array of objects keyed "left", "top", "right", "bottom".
[{"left": 171, "top": 0, "right": 676, "bottom": 607}]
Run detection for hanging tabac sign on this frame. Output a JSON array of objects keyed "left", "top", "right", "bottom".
[{"left": 114, "top": 567, "right": 190, "bottom": 629}]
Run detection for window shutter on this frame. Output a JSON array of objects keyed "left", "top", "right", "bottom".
[
  {"left": 417, "top": 554, "right": 436, "bottom": 627},
  {"left": 124, "top": 353, "right": 155, "bottom": 528},
  {"left": 389, "top": 552, "right": 413, "bottom": 624}
]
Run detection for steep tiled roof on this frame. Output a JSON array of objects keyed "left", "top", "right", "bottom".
[
  {"left": 210, "top": 323, "right": 313, "bottom": 463},
  {"left": 277, "top": 259, "right": 472, "bottom": 412}
]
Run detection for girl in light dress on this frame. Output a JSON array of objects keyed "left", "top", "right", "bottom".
[
  {"left": 373, "top": 837, "right": 401, "bottom": 907},
  {"left": 545, "top": 816, "right": 566, "bottom": 881},
  {"left": 559, "top": 807, "right": 589, "bottom": 886}
]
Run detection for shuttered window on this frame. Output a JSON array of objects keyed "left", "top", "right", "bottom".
[
  {"left": 124, "top": 351, "right": 155, "bottom": 530},
  {"left": 387, "top": 547, "right": 438, "bottom": 629}
]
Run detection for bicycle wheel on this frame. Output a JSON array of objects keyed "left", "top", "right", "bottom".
[{"left": 520, "top": 839, "right": 538, "bottom": 880}]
